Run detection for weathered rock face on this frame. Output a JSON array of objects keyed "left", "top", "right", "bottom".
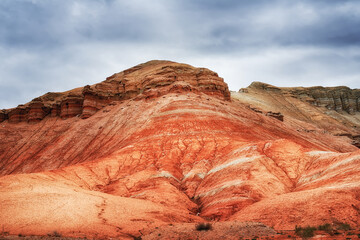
[
  {"left": 80, "top": 60, "right": 230, "bottom": 119},
  {"left": 0, "top": 60, "right": 230, "bottom": 123},
  {"left": 289, "top": 86, "right": 360, "bottom": 114},
  {"left": 235, "top": 81, "right": 360, "bottom": 149},
  {"left": 0, "top": 110, "right": 7, "bottom": 122},
  {"left": 248, "top": 107, "right": 284, "bottom": 122},
  {"left": 27, "top": 101, "right": 49, "bottom": 123},
  {"left": 50, "top": 103, "right": 61, "bottom": 117},
  {"left": 265, "top": 111, "right": 284, "bottom": 121},
  {"left": 248, "top": 82, "right": 360, "bottom": 114},
  {"left": 0, "top": 91, "right": 84, "bottom": 123},
  {"left": 0, "top": 62, "right": 360, "bottom": 239},
  {"left": 59, "top": 96, "right": 84, "bottom": 119}
]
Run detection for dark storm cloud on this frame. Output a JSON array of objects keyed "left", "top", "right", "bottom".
[
  {"left": 1, "top": 0, "right": 360, "bottom": 109},
  {"left": 2, "top": 0, "right": 360, "bottom": 50},
  {"left": 0, "top": 0, "right": 158, "bottom": 48},
  {"left": 180, "top": 0, "right": 360, "bottom": 51}
]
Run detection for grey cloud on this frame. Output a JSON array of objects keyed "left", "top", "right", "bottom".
[
  {"left": 2, "top": 0, "right": 359, "bottom": 51},
  {"left": 0, "top": 1, "right": 68, "bottom": 48},
  {"left": 1, "top": 0, "right": 360, "bottom": 109},
  {"left": 0, "top": 0, "right": 174, "bottom": 49},
  {"left": 178, "top": 0, "right": 360, "bottom": 51}
]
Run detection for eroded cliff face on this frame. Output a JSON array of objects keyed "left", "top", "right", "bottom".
[
  {"left": 235, "top": 82, "right": 360, "bottom": 149},
  {"left": 0, "top": 62, "right": 360, "bottom": 239},
  {"left": 289, "top": 86, "right": 360, "bottom": 114},
  {"left": 0, "top": 60, "right": 230, "bottom": 123},
  {"left": 247, "top": 82, "right": 360, "bottom": 114}
]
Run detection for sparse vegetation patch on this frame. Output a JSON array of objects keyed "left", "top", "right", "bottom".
[
  {"left": 295, "top": 225, "right": 316, "bottom": 238},
  {"left": 337, "top": 222, "right": 351, "bottom": 231},
  {"left": 318, "top": 223, "right": 333, "bottom": 234},
  {"left": 195, "top": 222, "right": 212, "bottom": 231}
]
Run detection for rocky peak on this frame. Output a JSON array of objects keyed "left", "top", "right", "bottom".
[{"left": 0, "top": 60, "right": 230, "bottom": 123}]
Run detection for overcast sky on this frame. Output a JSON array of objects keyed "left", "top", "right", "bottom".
[{"left": 1, "top": 0, "right": 360, "bottom": 109}]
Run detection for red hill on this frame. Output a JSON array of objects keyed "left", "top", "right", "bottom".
[{"left": 0, "top": 61, "right": 360, "bottom": 239}]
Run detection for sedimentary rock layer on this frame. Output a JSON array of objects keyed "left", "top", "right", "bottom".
[
  {"left": 248, "top": 81, "right": 360, "bottom": 114},
  {"left": 235, "top": 82, "right": 360, "bottom": 148},
  {"left": 0, "top": 60, "right": 230, "bottom": 123},
  {"left": 0, "top": 61, "right": 360, "bottom": 239}
]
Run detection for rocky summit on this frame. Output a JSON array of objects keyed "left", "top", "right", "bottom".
[{"left": 0, "top": 61, "right": 360, "bottom": 239}]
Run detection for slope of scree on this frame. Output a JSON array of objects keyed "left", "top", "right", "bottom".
[{"left": 0, "top": 61, "right": 360, "bottom": 239}]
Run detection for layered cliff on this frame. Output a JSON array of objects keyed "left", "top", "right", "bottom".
[
  {"left": 0, "top": 62, "right": 360, "bottom": 239},
  {"left": 0, "top": 60, "right": 229, "bottom": 123},
  {"left": 247, "top": 81, "right": 360, "bottom": 114},
  {"left": 288, "top": 85, "right": 360, "bottom": 114},
  {"left": 235, "top": 82, "right": 360, "bottom": 149}
]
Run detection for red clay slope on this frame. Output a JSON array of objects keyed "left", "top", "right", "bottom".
[{"left": 0, "top": 61, "right": 360, "bottom": 239}]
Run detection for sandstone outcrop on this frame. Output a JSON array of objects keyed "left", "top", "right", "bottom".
[
  {"left": 248, "top": 81, "right": 360, "bottom": 114},
  {"left": 288, "top": 86, "right": 360, "bottom": 114},
  {"left": 27, "top": 101, "right": 48, "bottom": 123},
  {"left": 265, "top": 111, "right": 284, "bottom": 121},
  {"left": 0, "top": 60, "right": 230, "bottom": 123},
  {"left": 0, "top": 61, "right": 360, "bottom": 239},
  {"left": 0, "top": 91, "right": 83, "bottom": 123},
  {"left": 234, "top": 81, "right": 360, "bottom": 149},
  {"left": 0, "top": 110, "right": 6, "bottom": 121},
  {"left": 249, "top": 107, "right": 284, "bottom": 122}
]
